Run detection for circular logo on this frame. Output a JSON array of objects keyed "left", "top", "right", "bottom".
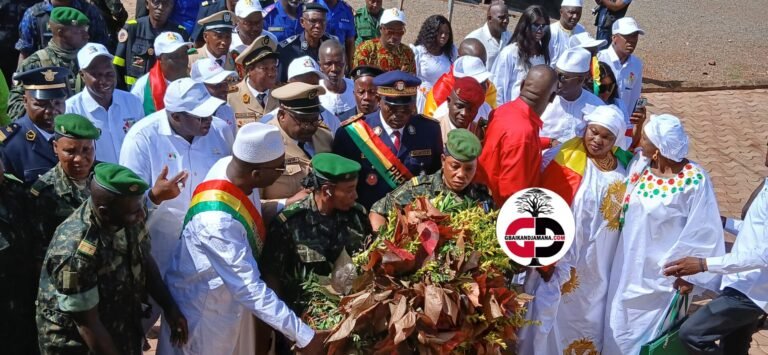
[{"left": 496, "top": 188, "right": 575, "bottom": 268}]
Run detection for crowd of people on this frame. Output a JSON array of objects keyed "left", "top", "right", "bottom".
[{"left": 0, "top": 0, "right": 765, "bottom": 354}]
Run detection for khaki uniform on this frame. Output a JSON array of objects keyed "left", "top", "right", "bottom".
[
  {"left": 187, "top": 47, "right": 236, "bottom": 72},
  {"left": 227, "top": 79, "right": 279, "bottom": 128}
]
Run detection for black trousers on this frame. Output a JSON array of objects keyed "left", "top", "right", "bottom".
[{"left": 679, "top": 287, "right": 766, "bottom": 355}]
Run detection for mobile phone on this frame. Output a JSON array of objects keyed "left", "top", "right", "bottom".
[{"left": 634, "top": 97, "right": 648, "bottom": 111}]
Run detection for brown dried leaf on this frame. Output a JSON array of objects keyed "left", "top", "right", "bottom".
[
  {"left": 460, "top": 251, "right": 481, "bottom": 273},
  {"left": 388, "top": 294, "right": 408, "bottom": 324},
  {"left": 516, "top": 292, "right": 535, "bottom": 308},
  {"left": 465, "top": 282, "right": 481, "bottom": 307},
  {"left": 443, "top": 290, "right": 458, "bottom": 326},
  {"left": 393, "top": 311, "right": 417, "bottom": 344},
  {"left": 327, "top": 315, "right": 357, "bottom": 342},
  {"left": 424, "top": 285, "right": 444, "bottom": 325},
  {"left": 484, "top": 294, "right": 503, "bottom": 320}
]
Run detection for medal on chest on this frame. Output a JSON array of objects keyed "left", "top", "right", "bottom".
[{"left": 366, "top": 172, "right": 378, "bottom": 185}]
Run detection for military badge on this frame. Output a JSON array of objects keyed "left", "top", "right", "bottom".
[
  {"left": 147, "top": 47, "right": 155, "bottom": 56},
  {"left": 223, "top": 12, "right": 232, "bottom": 23},
  {"left": 408, "top": 125, "right": 416, "bottom": 135},
  {"left": 118, "top": 28, "right": 128, "bottom": 42},
  {"left": 373, "top": 126, "right": 383, "bottom": 136},
  {"left": 41, "top": 69, "right": 57, "bottom": 82},
  {"left": 25, "top": 130, "right": 36, "bottom": 141},
  {"left": 129, "top": 184, "right": 139, "bottom": 192},
  {"left": 308, "top": 89, "right": 317, "bottom": 99},
  {"left": 262, "top": 36, "right": 271, "bottom": 45},
  {"left": 366, "top": 173, "right": 378, "bottom": 185},
  {"left": 395, "top": 81, "right": 405, "bottom": 91},
  {"left": 242, "top": 93, "right": 250, "bottom": 104}
]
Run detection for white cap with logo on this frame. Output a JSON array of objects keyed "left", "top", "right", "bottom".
[
  {"left": 164, "top": 78, "right": 224, "bottom": 117},
  {"left": 78, "top": 42, "right": 114, "bottom": 70},
  {"left": 235, "top": 0, "right": 263, "bottom": 18},
  {"left": 191, "top": 58, "right": 238, "bottom": 84},
  {"left": 287, "top": 56, "right": 328, "bottom": 81},
  {"left": 453, "top": 56, "right": 491, "bottom": 83},
  {"left": 612, "top": 17, "right": 645, "bottom": 36},
  {"left": 556, "top": 48, "right": 592, "bottom": 73},
  {"left": 233, "top": 122, "right": 285, "bottom": 164},
  {"left": 154, "top": 31, "right": 193, "bottom": 57},
  {"left": 380, "top": 8, "right": 406, "bottom": 26}
]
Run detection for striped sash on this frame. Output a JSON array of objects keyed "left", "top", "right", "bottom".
[{"left": 344, "top": 119, "right": 413, "bottom": 189}]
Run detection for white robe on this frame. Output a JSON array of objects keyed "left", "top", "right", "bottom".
[
  {"left": 410, "top": 44, "right": 456, "bottom": 114},
  {"left": 540, "top": 89, "right": 605, "bottom": 144},
  {"left": 603, "top": 155, "right": 725, "bottom": 355},
  {"left": 548, "top": 22, "right": 586, "bottom": 66},
  {"left": 518, "top": 158, "right": 627, "bottom": 355},
  {"left": 490, "top": 43, "right": 546, "bottom": 105}
]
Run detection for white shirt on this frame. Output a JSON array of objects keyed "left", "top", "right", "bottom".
[
  {"left": 598, "top": 45, "right": 643, "bottom": 118},
  {"left": 158, "top": 156, "right": 314, "bottom": 355},
  {"left": 130, "top": 74, "right": 170, "bottom": 105},
  {"left": 119, "top": 109, "right": 234, "bottom": 274},
  {"left": 66, "top": 88, "right": 145, "bottom": 164},
  {"left": 410, "top": 44, "right": 457, "bottom": 114},
  {"left": 319, "top": 78, "right": 356, "bottom": 117},
  {"left": 260, "top": 107, "right": 341, "bottom": 137},
  {"left": 379, "top": 112, "right": 403, "bottom": 148},
  {"left": 708, "top": 178, "right": 768, "bottom": 311},
  {"left": 540, "top": 89, "right": 605, "bottom": 143},
  {"left": 548, "top": 22, "right": 586, "bottom": 65},
  {"left": 215, "top": 104, "right": 236, "bottom": 127},
  {"left": 465, "top": 23, "right": 513, "bottom": 71},
  {"left": 490, "top": 43, "right": 546, "bottom": 105},
  {"left": 231, "top": 29, "right": 278, "bottom": 54}
]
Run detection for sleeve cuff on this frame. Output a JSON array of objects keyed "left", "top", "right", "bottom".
[
  {"left": 276, "top": 198, "right": 287, "bottom": 213},
  {"left": 706, "top": 256, "right": 725, "bottom": 274},
  {"left": 294, "top": 323, "right": 315, "bottom": 349},
  {"left": 57, "top": 287, "right": 99, "bottom": 312}
]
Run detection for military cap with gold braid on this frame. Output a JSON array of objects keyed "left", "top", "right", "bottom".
[
  {"left": 54, "top": 114, "right": 101, "bottom": 140},
  {"left": 445, "top": 128, "right": 482, "bottom": 162},
  {"left": 13, "top": 66, "right": 71, "bottom": 100},
  {"left": 236, "top": 35, "right": 279, "bottom": 67},
  {"left": 272, "top": 82, "right": 326, "bottom": 115},
  {"left": 50, "top": 6, "right": 90, "bottom": 26},
  {"left": 372, "top": 70, "right": 421, "bottom": 105},
  {"left": 311, "top": 153, "right": 361, "bottom": 183},
  {"left": 93, "top": 163, "right": 149, "bottom": 196},
  {"left": 199, "top": 10, "right": 235, "bottom": 32}
]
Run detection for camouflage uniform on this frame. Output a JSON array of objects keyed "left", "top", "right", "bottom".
[
  {"left": 8, "top": 42, "right": 82, "bottom": 120},
  {"left": 370, "top": 170, "right": 494, "bottom": 216},
  {"left": 261, "top": 193, "right": 371, "bottom": 313},
  {"left": 30, "top": 163, "right": 90, "bottom": 266},
  {"left": 37, "top": 199, "right": 149, "bottom": 355},
  {"left": 0, "top": 173, "right": 38, "bottom": 355}
]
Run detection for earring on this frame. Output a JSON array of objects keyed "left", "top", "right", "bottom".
[{"left": 652, "top": 151, "right": 659, "bottom": 161}]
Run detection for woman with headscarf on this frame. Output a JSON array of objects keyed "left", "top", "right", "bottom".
[
  {"left": 603, "top": 114, "right": 726, "bottom": 355},
  {"left": 490, "top": 5, "right": 551, "bottom": 105},
  {"left": 410, "top": 15, "right": 457, "bottom": 113},
  {"left": 518, "top": 105, "right": 632, "bottom": 355}
]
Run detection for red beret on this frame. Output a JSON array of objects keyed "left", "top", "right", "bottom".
[{"left": 452, "top": 76, "right": 485, "bottom": 108}]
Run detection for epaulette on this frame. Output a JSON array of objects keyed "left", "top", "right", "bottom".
[
  {"left": 276, "top": 203, "right": 306, "bottom": 223},
  {"left": 0, "top": 123, "right": 19, "bottom": 143},
  {"left": 126, "top": 19, "right": 137, "bottom": 25},
  {"left": 340, "top": 112, "right": 364, "bottom": 127},
  {"left": 418, "top": 114, "right": 440, "bottom": 124},
  {"left": 279, "top": 36, "right": 296, "bottom": 48},
  {"left": 409, "top": 175, "right": 424, "bottom": 186},
  {"left": 29, "top": 177, "right": 50, "bottom": 197}
]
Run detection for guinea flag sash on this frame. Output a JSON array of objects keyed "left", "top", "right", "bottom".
[
  {"left": 540, "top": 138, "right": 633, "bottom": 206},
  {"left": 143, "top": 61, "right": 167, "bottom": 115},
  {"left": 344, "top": 119, "right": 413, "bottom": 189},
  {"left": 182, "top": 179, "right": 266, "bottom": 256}
]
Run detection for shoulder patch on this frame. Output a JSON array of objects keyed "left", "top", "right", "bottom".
[
  {"left": 279, "top": 36, "right": 296, "bottom": 47},
  {"left": 340, "top": 112, "right": 364, "bottom": 127},
  {"left": 118, "top": 29, "right": 128, "bottom": 43},
  {"left": 0, "top": 123, "right": 18, "bottom": 143},
  {"left": 77, "top": 239, "right": 97, "bottom": 257}
]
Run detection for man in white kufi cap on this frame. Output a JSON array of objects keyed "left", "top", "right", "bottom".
[
  {"left": 540, "top": 47, "right": 606, "bottom": 149},
  {"left": 158, "top": 122, "right": 327, "bottom": 355},
  {"left": 549, "top": 0, "right": 587, "bottom": 64}
]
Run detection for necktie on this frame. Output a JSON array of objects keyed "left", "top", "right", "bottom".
[
  {"left": 298, "top": 141, "right": 312, "bottom": 157},
  {"left": 256, "top": 93, "right": 267, "bottom": 107},
  {"left": 392, "top": 131, "right": 401, "bottom": 151},
  {"left": 216, "top": 58, "right": 223, "bottom": 66}
]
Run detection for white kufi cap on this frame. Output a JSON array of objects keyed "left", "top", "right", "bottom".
[
  {"left": 191, "top": 58, "right": 238, "bottom": 84},
  {"left": 612, "top": 17, "right": 645, "bottom": 36},
  {"left": 234, "top": 122, "right": 285, "bottom": 164},
  {"left": 643, "top": 114, "right": 689, "bottom": 162},
  {"left": 164, "top": 78, "right": 224, "bottom": 117},
  {"left": 380, "top": 8, "right": 406, "bottom": 26},
  {"left": 287, "top": 56, "right": 327, "bottom": 81},
  {"left": 569, "top": 32, "right": 606, "bottom": 49},
  {"left": 453, "top": 56, "right": 491, "bottom": 83},
  {"left": 154, "top": 31, "right": 192, "bottom": 57},
  {"left": 585, "top": 105, "right": 625, "bottom": 142},
  {"left": 78, "top": 43, "right": 113, "bottom": 70},
  {"left": 556, "top": 47, "right": 592, "bottom": 73},
  {"left": 561, "top": 0, "right": 583, "bottom": 7}
]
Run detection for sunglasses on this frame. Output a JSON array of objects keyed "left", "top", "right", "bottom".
[
  {"left": 530, "top": 23, "right": 548, "bottom": 32},
  {"left": 598, "top": 82, "right": 616, "bottom": 93}
]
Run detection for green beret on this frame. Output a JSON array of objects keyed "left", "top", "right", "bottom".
[
  {"left": 445, "top": 129, "right": 481, "bottom": 162},
  {"left": 311, "top": 153, "right": 361, "bottom": 182},
  {"left": 50, "top": 7, "right": 90, "bottom": 26},
  {"left": 93, "top": 163, "right": 149, "bottom": 196},
  {"left": 54, "top": 114, "right": 101, "bottom": 139}
]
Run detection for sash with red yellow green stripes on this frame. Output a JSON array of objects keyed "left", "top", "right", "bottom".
[
  {"left": 540, "top": 138, "right": 632, "bottom": 206},
  {"left": 182, "top": 179, "right": 266, "bottom": 256},
  {"left": 344, "top": 119, "right": 413, "bottom": 189}
]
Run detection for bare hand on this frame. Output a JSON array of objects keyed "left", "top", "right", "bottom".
[
  {"left": 673, "top": 277, "right": 694, "bottom": 295},
  {"left": 629, "top": 107, "right": 647, "bottom": 126},
  {"left": 297, "top": 330, "right": 330, "bottom": 355},
  {"left": 149, "top": 166, "right": 189, "bottom": 204},
  {"left": 165, "top": 306, "right": 189, "bottom": 347},
  {"left": 286, "top": 188, "right": 311, "bottom": 206},
  {"left": 663, "top": 257, "right": 707, "bottom": 277}
]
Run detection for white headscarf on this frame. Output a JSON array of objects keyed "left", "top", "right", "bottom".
[
  {"left": 643, "top": 114, "right": 689, "bottom": 162},
  {"left": 584, "top": 105, "right": 626, "bottom": 146}
]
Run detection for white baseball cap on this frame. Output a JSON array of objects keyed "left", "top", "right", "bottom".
[
  {"left": 556, "top": 48, "right": 591, "bottom": 73},
  {"left": 561, "top": 0, "right": 583, "bottom": 7},
  {"left": 233, "top": 122, "right": 285, "bottom": 164},
  {"left": 612, "top": 17, "right": 645, "bottom": 36},
  {"left": 380, "top": 8, "right": 406, "bottom": 26},
  {"left": 191, "top": 58, "right": 238, "bottom": 84},
  {"left": 164, "top": 78, "right": 224, "bottom": 117},
  {"left": 154, "top": 31, "right": 193, "bottom": 57},
  {"left": 78, "top": 43, "right": 114, "bottom": 70},
  {"left": 453, "top": 56, "right": 491, "bottom": 83},
  {"left": 287, "top": 56, "right": 328, "bottom": 81},
  {"left": 235, "top": 0, "right": 263, "bottom": 18},
  {"left": 569, "top": 32, "right": 606, "bottom": 49}
]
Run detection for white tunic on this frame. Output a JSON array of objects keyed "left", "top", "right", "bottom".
[
  {"left": 157, "top": 157, "right": 314, "bottom": 355},
  {"left": 518, "top": 157, "right": 627, "bottom": 355},
  {"left": 465, "top": 23, "right": 513, "bottom": 71},
  {"left": 708, "top": 178, "right": 768, "bottom": 311},
  {"left": 319, "top": 78, "right": 356, "bottom": 117},
  {"left": 540, "top": 89, "right": 605, "bottom": 144},
  {"left": 65, "top": 88, "right": 145, "bottom": 164},
  {"left": 490, "top": 43, "right": 546, "bottom": 105},
  {"left": 548, "top": 22, "right": 586, "bottom": 65},
  {"left": 598, "top": 46, "right": 643, "bottom": 118},
  {"left": 410, "top": 44, "right": 456, "bottom": 114},
  {"left": 119, "top": 109, "right": 234, "bottom": 274},
  {"left": 603, "top": 155, "right": 725, "bottom": 355}
]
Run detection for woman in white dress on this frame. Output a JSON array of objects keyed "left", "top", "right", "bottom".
[
  {"left": 519, "top": 105, "right": 631, "bottom": 355},
  {"left": 491, "top": 5, "right": 551, "bottom": 105},
  {"left": 410, "top": 15, "right": 457, "bottom": 114},
  {"left": 603, "top": 114, "right": 726, "bottom": 355}
]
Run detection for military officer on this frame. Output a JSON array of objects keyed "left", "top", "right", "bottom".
[
  {"left": 30, "top": 113, "right": 100, "bottom": 267},
  {"left": 277, "top": 2, "right": 337, "bottom": 83},
  {"left": 229, "top": 34, "right": 280, "bottom": 127},
  {"left": 336, "top": 65, "right": 384, "bottom": 120},
  {"left": 89, "top": 0, "right": 129, "bottom": 47},
  {"left": 369, "top": 128, "right": 493, "bottom": 231},
  {"left": 264, "top": 0, "right": 304, "bottom": 43},
  {"left": 36, "top": 163, "right": 189, "bottom": 355},
  {"left": 8, "top": 7, "right": 89, "bottom": 120},
  {"left": 332, "top": 70, "right": 443, "bottom": 209},
  {"left": 113, "top": 0, "right": 189, "bottom": 90},
  {"left": 0, "top": 67, "right": 69, "bottom": 185},
  {"left": 261, "top": 81, "right": 334, "bottom": 222},
  {"left": 188, "top": 10, "right": 237, "bottom": 71},
  {"left": 190, "top": 0, "right": 233, "bottom": 47},
  {"left": 353, "top": 0, "right": 382, "bottom": 46},
  {"left": 262, "top": 152, "right": 371, "bottom": 313}
]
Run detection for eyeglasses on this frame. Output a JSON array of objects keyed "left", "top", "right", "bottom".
[
  {"left": 288, "top": 112, "right": 322, "bottom": 127},
  {"left": 302, "top": 17, "right": 327, "bottom": 27},
  {"left": 530, "top": 23, "right": 548, "bottom": 32},
  {"left": 598, "top": 82, "right": 615, "bottom": 93},
  {"left": 179, "top": 112, "right": 213, "bottom": 123},
  {"left": 382, "top": 27, "right": 406, "bottom": 36},
  {"left": 557, "top": 72, "right": 583, "bottom": 83}
]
